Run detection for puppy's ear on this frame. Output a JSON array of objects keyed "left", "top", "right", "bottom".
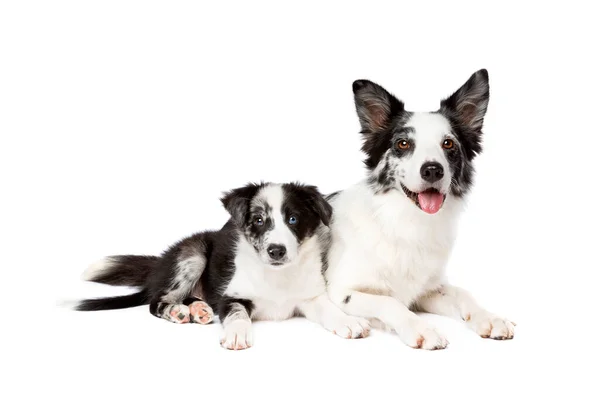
[
  {"left": 220, "top": 183, "right": 262, "bottom": 227},
  {"left": 297, "top": 185, "right": 333, "bottom": 227},
  {"left": 352, "top": 79, "right": 405, "bottom": 133},
  {"left": 440, "top": 69, "right": 490, "bottom": 134}
]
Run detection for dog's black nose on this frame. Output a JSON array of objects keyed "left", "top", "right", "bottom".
[
  {"left": 267, "top": 244, "right": 287, "bottom": 261},
  {"left": 420, "top": 162, "right": 444, "bottom": 183}
]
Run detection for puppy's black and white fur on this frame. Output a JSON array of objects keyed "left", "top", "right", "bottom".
[
  {"left": 77, "top": 182, "right": 369, "bottom": 350},
  {"left": 325, "top": 70, "right": 516, "bottom": 349}
]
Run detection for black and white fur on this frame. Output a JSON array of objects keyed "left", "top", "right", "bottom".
[
  {"left": 77, "top": 182, "right": 369, "bottom": 350},
  {"left": 325, "top": 70, "right": 515, "bottom": 350}
]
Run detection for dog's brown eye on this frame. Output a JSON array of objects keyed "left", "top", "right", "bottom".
[
  {"left": 254, "top": 217, "right": 264, "bottom": 226},
  {"left": 442, "top": 139, "right": 454, "bottom": 149},
  {"left": 397, "top": 140, "right": 410, "bottom": 150}
]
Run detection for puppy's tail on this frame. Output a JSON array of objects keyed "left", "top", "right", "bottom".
[
  {"left": 82, "top": 255, "right": 158, "bottom": 287},
  {"left": 75, "top": 290, "right": 148, "bottom": 311}
]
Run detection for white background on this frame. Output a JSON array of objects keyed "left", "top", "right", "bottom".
[{"left": 1, "top": 1, "right": 599, "bottom": 399}]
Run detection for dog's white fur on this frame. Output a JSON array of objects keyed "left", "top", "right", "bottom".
[{"left": 326, "top": 112, "right": 514, "bottom": 349}]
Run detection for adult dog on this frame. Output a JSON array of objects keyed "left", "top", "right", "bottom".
[{"left": 325, "top": 70, "right": 515, "bottom": 350}]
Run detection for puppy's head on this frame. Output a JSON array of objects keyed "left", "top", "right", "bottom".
[
  {"left": 353, "top": 69, "right": 489, "bottom": 214},
  {"left": 221, "top": 182, "right": 332, "bottom": 268}
]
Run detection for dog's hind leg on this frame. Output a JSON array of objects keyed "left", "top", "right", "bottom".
[
  {"left": 149, "top": 241, "right": 214, "bottom": 325},
  {"left": 150, "top": 302, "right": 192, "bottom": 324},
  {"left": 184, "top": 296, "right": 214, "bottom": 325}
]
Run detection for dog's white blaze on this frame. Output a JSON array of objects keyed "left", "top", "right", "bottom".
[
  {"left": 257, "top": 184, "right": 299, "bottom": 261},
  {"left": 401, "top": 112, "right": 454, "bottom": 193}
]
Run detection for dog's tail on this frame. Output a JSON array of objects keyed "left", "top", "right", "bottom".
[
  {"left": 75, "top": 289, "right": 149, "bottom": 311},
  {"left": 82, "top": 255, "right": 158, "bottom": 287}
]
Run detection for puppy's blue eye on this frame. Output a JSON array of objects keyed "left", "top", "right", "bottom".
[
  {"left": 254, "top": 217, "right": 264, "bottom": 226},
  {"left": 288, "top": 216, "right": 297, "bottom": 225}
]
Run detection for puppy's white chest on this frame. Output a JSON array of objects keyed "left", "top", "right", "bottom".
[{"left": 226, "top": 249, "right": 325, "bottom": 321}]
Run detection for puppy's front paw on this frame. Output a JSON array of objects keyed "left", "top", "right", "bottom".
[
  {"left": 466, "top": 312, "right": 515, "bottom": 340},
  {"left": 396, "top": 320, "right": 448, "bottom": 350},
  {"left": 329, "top": 316, "right": 371, "bottom": 339},
  {"left": 220, "top": 320, "right": 253, "bottom": 350}
]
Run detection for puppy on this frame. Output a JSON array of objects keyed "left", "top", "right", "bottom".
[
  {"left": 77, "top": 182, "right": 369, "bottom": 350},
  {"left": 325, "top": 70, "right": 515, "bottom": 349}
]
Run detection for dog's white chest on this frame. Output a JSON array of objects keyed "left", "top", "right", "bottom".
[
  {"left": 327, "top": 184, "right": 461, "bottom": 306},
  {"left": 225, "top": 240, "right": 326, "bottom": 321}
]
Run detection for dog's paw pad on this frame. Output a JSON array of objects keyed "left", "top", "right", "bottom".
[
  {"left": 189, "top": 301, "right": 214, "bottom": 325},
  {"left": 220, "top": 320, "right": 253, "bottom": 351},
  {"left": 167, "top": 305, "right": 190, "bottom": 324}
]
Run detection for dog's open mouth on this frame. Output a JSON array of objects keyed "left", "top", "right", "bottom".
[{"left": 401, "top": 185, "right": 446, "bottom": 214}]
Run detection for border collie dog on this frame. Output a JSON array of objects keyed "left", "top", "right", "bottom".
[
  {"left": 325, "top": 70, "right": 515, "bottom": 350},
  {"left": 77, "top": 182, "right": 369, "bottom": 350}
]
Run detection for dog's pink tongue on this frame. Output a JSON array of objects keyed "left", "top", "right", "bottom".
[{"left": 417, "top": 191, "right": 444, "bottom": 214}]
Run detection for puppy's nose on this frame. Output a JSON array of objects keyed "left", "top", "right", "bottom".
[
  {"left": 420, "top": 162, "right": 444, "bottom": 183},
  {"left": 267, "top": 244, "right": 287, "bottom": 261}
]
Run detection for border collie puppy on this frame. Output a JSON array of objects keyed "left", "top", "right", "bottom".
[
  {"left": 77, "top": 182, "right": 369, "bottom": 350},
  {"left": 325, "top": 70, "right": 515, "bottom": 350}
]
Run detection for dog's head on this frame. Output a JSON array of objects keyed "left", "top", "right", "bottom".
[
  {"left": 221, "top": 182, "right": 332, "bottom": 268},
  {"left": 353, "top": 69, "right": 489, "bottom": 214}
]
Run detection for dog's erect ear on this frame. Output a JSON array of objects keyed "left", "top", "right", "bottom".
[
  {"left": 440, "top": 69, "right": 489, "bottom": 133},
  {"left": 353, "top": 79, "right": 405, "bottom": 133},
  {"left": 220, "top": 183, "right": 262, "bottom": 227}
]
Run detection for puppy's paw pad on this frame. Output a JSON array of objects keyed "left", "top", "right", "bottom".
[
  {"left": 220, "top": 320, "right": 253, "bottom": 351},
  {"left": 331, "top": 316, "right": 371, "bottom": 339},
  {"left": 189, "top": 301, "right": 214, "bottom": 325},
  {"left": 167, "top": 305, "right": 190, "bottom": 324}
]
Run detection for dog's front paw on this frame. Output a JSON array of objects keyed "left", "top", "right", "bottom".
[
  {"left": 396, "top": 320, "right": 448, "bottom": 350},
  {"left": 328, "top": 316, "right": 370, "bottom": 339},
  {"left": 466, "top": 312, "right": 515, "bottom": 340},
  {"left": 220, "top": 320, "right": 253, "bottom": 350}
]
